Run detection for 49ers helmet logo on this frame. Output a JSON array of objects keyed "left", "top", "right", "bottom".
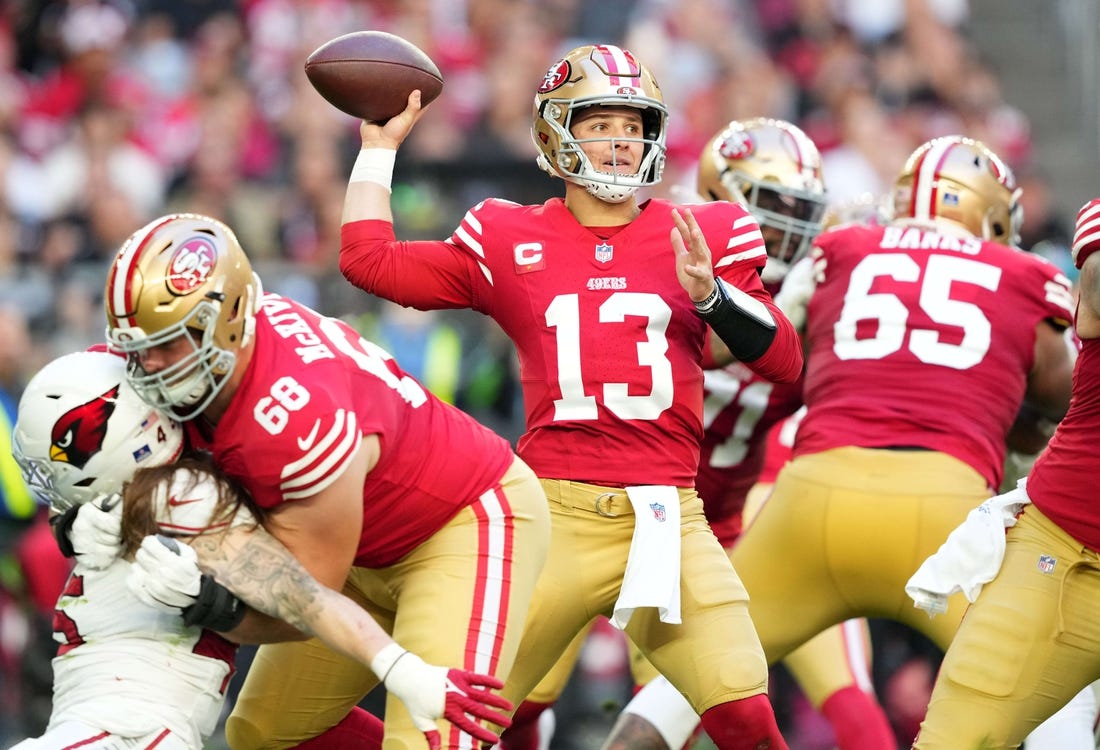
[
  {"left": 50, "top": 386, "right": 119, "bottom": 469},
  {"left": 538, "top": 60, "right": 571, "bottom": 94},
  {"left": 719, "top": 131, "right": 754, "bottom": 160},
  {"left": 167, "top": 236, "right": 217, "bottom": 294}
]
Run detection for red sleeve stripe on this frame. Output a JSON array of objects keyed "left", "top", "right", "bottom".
[
  {"left": 1072, "top": 198, "right": 1100, "bottom": 269},
  {"left": 280, "top": 410, "right": 362, "bottom": 499}
]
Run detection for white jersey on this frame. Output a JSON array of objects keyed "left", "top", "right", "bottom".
[{"left": 42, "top": 470, "right": 244, "bottom": 748}]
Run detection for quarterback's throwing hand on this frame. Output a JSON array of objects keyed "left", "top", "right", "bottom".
[{"left": 371, "top": 644, "right": 513, "bottom": 747}]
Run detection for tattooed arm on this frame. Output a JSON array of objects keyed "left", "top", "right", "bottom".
[
  {"left": 181, "top": 523, "right": 515, "bottom": 743},
  {"left": 185, "top": 523, "right": 391, "bottom": 657}
]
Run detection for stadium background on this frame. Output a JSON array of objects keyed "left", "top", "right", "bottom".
[{"left": 0, "top": 0, "right": 1097, "bottom": 747}]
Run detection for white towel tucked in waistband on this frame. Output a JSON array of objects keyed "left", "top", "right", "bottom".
[
  {"left": 905, "top": 479, "right": 1031, "bottom": 617},
  {"left": 610, "top": 485, "right": 681, "bottom": 630}
]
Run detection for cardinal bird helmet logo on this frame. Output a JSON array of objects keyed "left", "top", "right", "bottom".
[{"left": 49, "top": 385, "right": 119, "bottom": 469}]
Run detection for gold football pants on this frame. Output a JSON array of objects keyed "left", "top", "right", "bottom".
[
  {"left": 504, "top": 479, "right": 769, "bottom": 716},
  {"left": 915, "top": 502, "right": 1100, "bottom": 748},
  {"left": 225, "top": 457, "right": 550, "bottom": 750}
]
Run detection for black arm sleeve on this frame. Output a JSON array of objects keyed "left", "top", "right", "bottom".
[{"left": 182, "top": 576, "right": 248, "bottom": 632}]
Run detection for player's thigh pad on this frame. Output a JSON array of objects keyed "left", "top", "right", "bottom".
[
  {"left": 917, "top": 504, "right": 1100, "bottom": 748},
  {"left": 626, "top": 491, "right": 769, "bottom": 712}
]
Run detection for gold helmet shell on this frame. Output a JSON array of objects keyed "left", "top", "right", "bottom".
[
  {"left": 892, "top": 135, "right": 1022, "bottom": 245},
  {"left": 532, "top": 44, "right": 668, "bottom": 203},
  {"left": 697, "top": 118, "right": 827, "bottom": 279},
  {"left": 104, "top": 213, "right": 261, "bottom": 420}
]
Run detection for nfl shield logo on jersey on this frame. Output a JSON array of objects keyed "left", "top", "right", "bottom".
[
  {"left": 649, "top": 502, "right": 666, "bottom": 523},
  {"left": 595, "top": 242, "right": 614, "bottom": 263},
  {"left": 1037, "top": 554, "right": 1056, "bottom": 574}
]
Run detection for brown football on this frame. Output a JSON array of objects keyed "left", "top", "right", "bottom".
[{"left": 304, "top": 31, "right": 444, "bottom": 122}]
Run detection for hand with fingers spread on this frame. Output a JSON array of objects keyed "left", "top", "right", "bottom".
[
  {"left": 670, "top": 208, "right": 717, "bottom": 303},
  {"left": 371, "top": 643, "right": 513, "bottom": 747}
]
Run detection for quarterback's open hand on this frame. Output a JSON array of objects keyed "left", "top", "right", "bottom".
[
  {"left": 670, "top": 208, "right": 716, "bottom": 303},
  {"left": 371, "top": 644, "right": 513, "bottom": 747}
]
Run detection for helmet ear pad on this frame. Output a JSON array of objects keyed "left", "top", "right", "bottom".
[{"left": 12, "top": 351, "right": 185, "bottom": 512}]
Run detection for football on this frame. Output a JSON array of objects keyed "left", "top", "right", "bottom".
[{"left": 304, "top": 31, "right": 444, "bottom": 122}]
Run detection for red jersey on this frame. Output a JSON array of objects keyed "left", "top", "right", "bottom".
[
  {"left": 341, "top": 197, "right": 801, "bottom": 487},
  {"left": 796, "top": 222, "right": 1074, "bottom": 490},
  {"left": 695, "top": 364, "right": 802, "bottom": 544},
  {"left": 185, "top": 294, "right": 514, "bottom": 567},
  {"left": 1028, "top": 336, "right": 1100, "bottom": 550}
]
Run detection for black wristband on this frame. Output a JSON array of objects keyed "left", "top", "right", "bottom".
[
  {"left": 182, "top": 575, "right": 247, "bottom": 632},
  {"left": 695, "top": 279, "right": 777, "bottom": 363},
  {"left": 50, "top": 506, "right": 80, "bottom": 558}
]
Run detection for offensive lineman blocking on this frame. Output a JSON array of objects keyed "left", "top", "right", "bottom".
[{"left": 102, "top": 214, "right": 551, "bottom": 749}]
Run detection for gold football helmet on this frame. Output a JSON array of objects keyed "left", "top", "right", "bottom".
[
  {"left": 104, "top": 213, "right": 261, "bottom": 421},
  {"left": 532, "top": 44, "right": 667, "bottom": 203},
  {"left": 697, "top": 118, "right": 827, "bottom": 280},
  {"left": 892, "top": 135, "right": 1022, "bottom": 246}
]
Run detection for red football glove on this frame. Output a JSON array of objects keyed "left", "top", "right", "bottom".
[{"left": 371, "top": 644, "right": 513, "bottom": 747}]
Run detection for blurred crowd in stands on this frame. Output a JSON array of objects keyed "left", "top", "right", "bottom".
[{"left": 0, "top": 0, "right": 1080, "bottom": 747}]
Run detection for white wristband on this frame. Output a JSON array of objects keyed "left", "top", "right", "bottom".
[
  {"left": 370, "top": 642, "right": 409, "bottom": 684},
  {"left": 350, "top": 148, "right": 396, "bottom": 192}
]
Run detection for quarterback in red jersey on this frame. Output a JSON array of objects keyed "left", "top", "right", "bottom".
[
  {"left": 599, "top": 120, "right": 894, "bottom": 750},
  {"left": 339, "top": 45, "right": 801, "bottom": 748},
  {"left": 724, "top": 134, "right": 1075, "bottom": 734},
  {"left": 102, "top": 214, "right": 551, "bottom": 749},
  {"left": 912, "top": 197, "right": 1100, "bottom": 747}
]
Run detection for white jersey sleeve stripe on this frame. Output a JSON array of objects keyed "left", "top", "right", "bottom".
[
  {"left": 715, "top": 246, "right": 767, "bottom": 268},
  {"left": 280, "top": 412, "right": 361, "bottom": 498}
]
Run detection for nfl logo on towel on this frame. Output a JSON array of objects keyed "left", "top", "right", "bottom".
[
  {"left": 595, "top": 242, "right": 614, "bottom": 262},
  {"left": 649, "top": 502, "right": 666, "bottom": 522},
  {"left": 1037, "top": 554, "right": 1056, "bottom": 574}
]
